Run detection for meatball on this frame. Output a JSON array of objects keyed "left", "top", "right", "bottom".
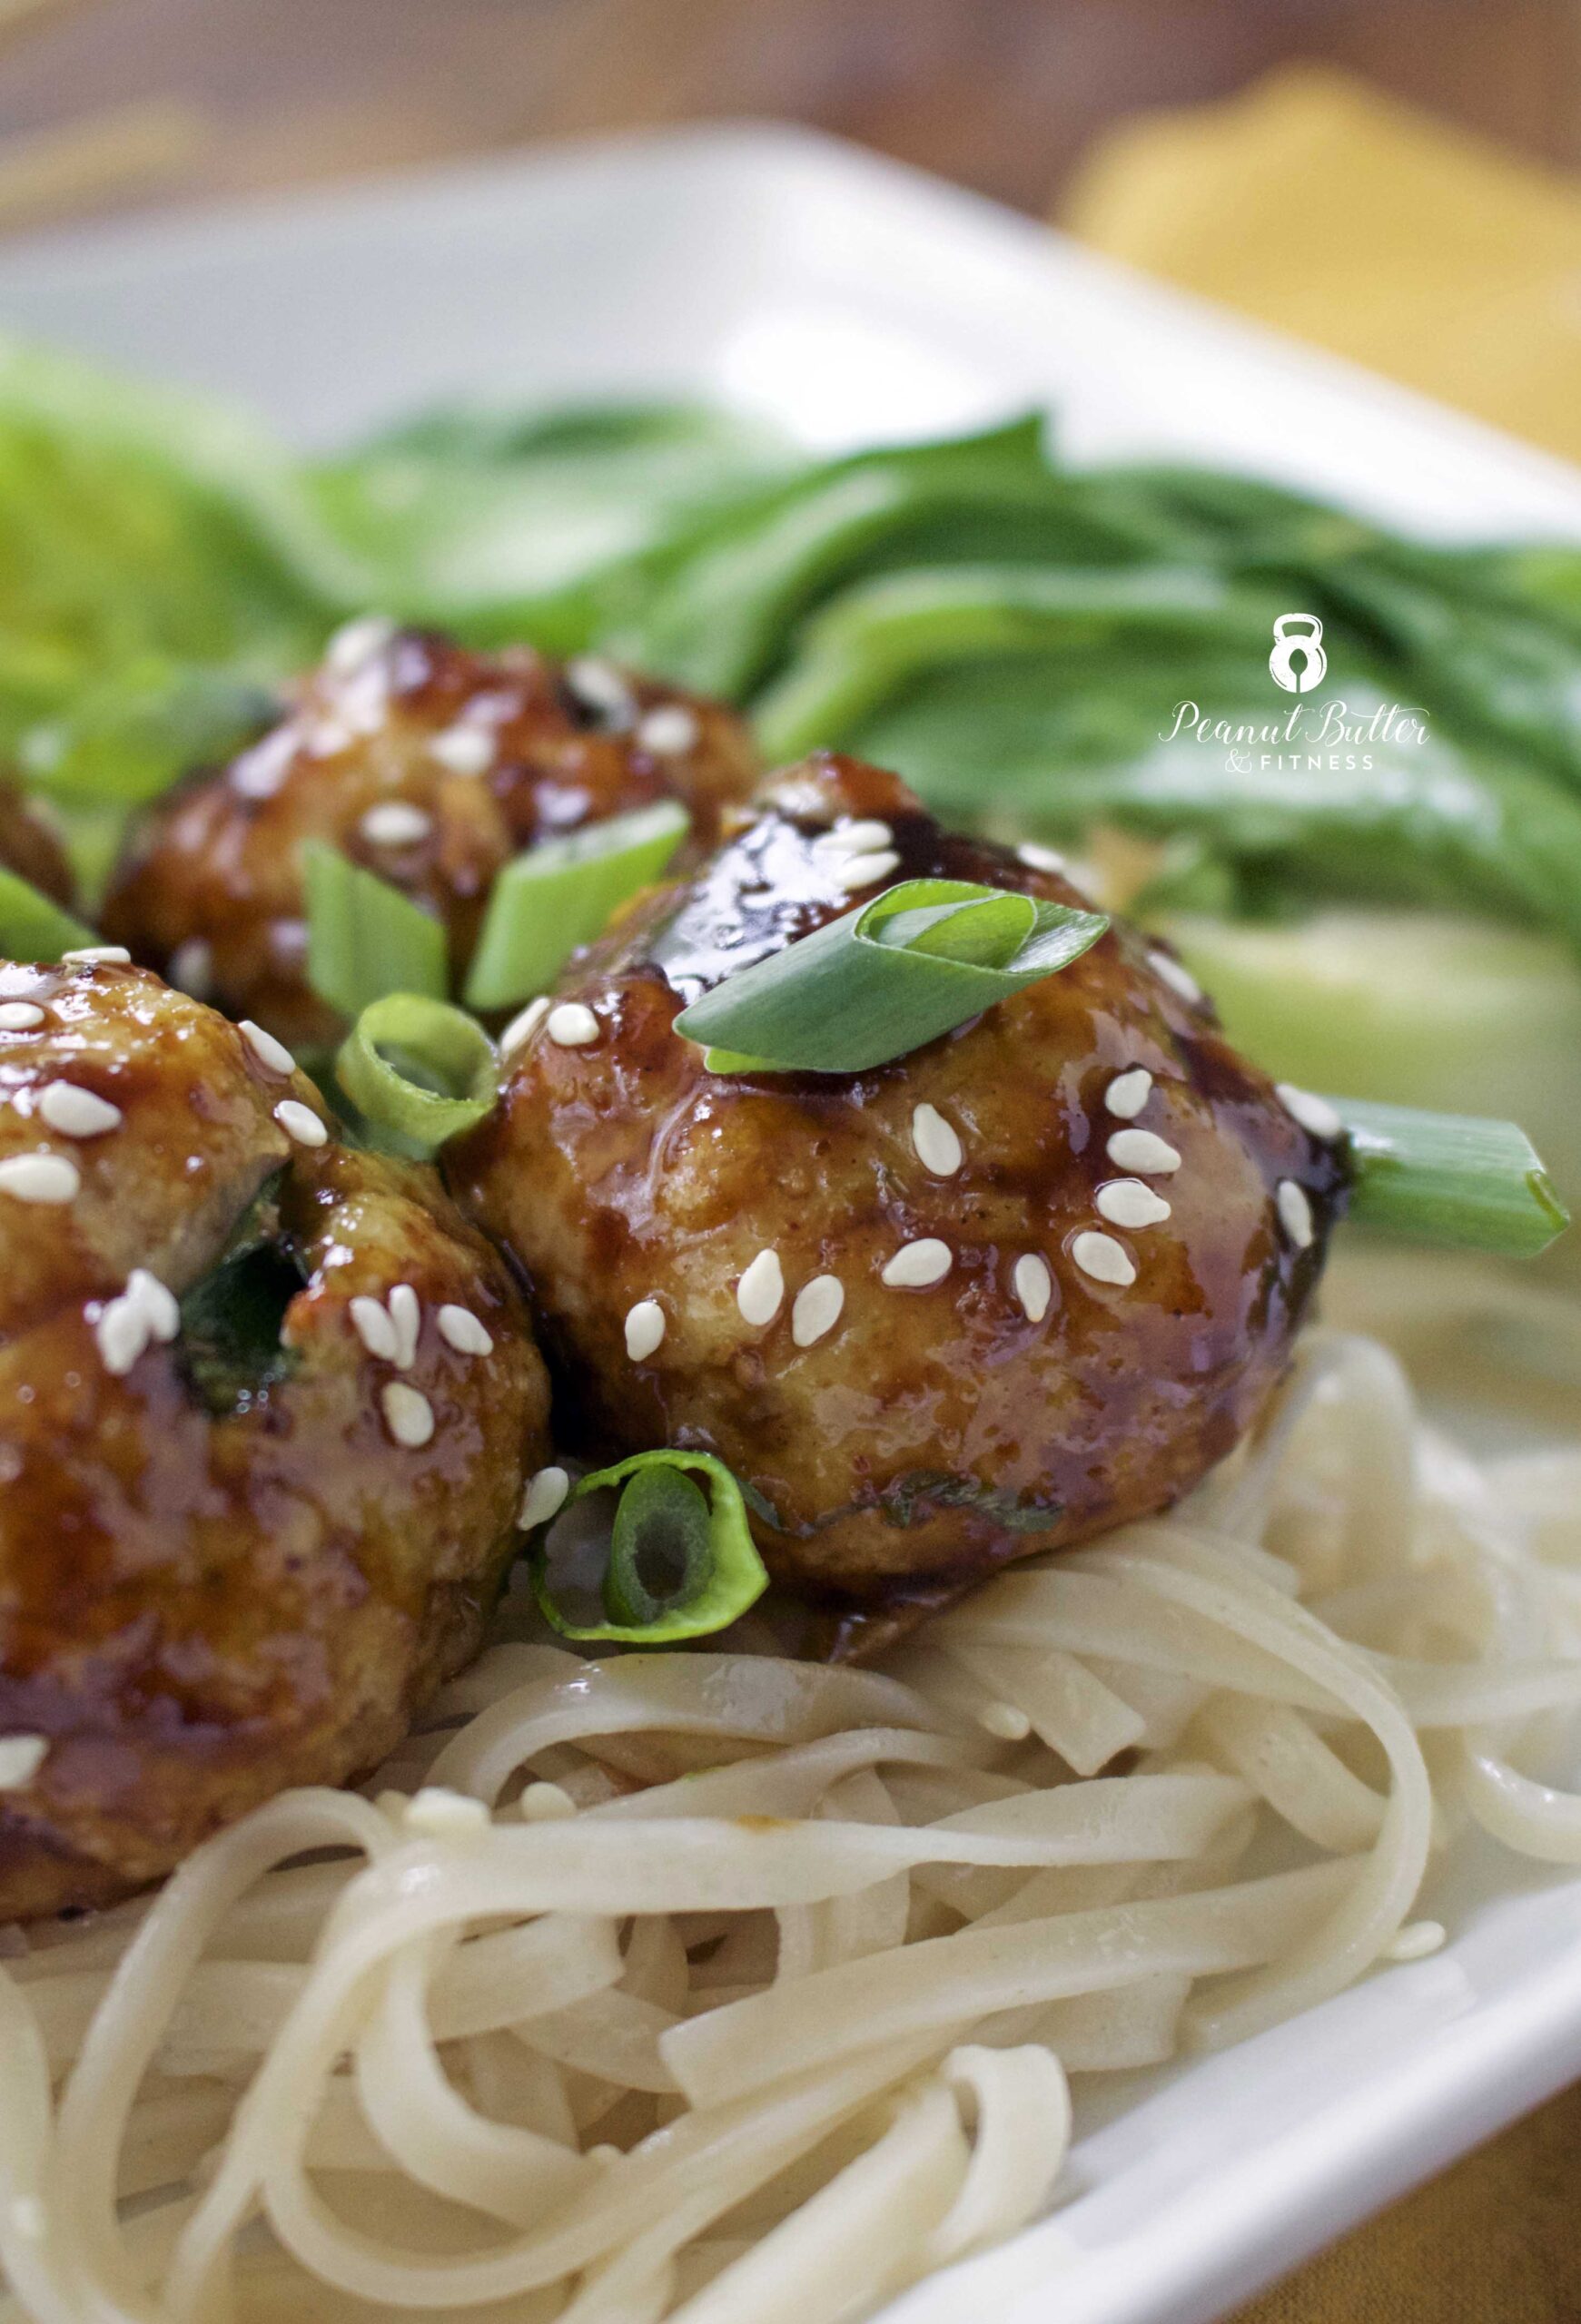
[
  {"left": 0, "top": 960, "right": 548, "bottom": 1917},
  {"left": 101, "top": 620, "right": 759, "bottom": 1052},
  {"left": 0, "top": 779, "right": 74, "bottom": 909},
  {"left": 450, "top": 753, "right": 1347, "bottom": 1635}
]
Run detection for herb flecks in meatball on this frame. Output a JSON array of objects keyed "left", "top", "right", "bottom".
[
  {"left": 101, "top": 623, "right": 758, "bottom": 1049},
  {"left": 0, "top": 960, "right": 548, "bottom": 1917},
  {"left": 450, "top": 753, "right": 1347, "bottom": 1627}
]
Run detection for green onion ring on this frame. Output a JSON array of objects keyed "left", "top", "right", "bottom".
[
  {"left": 465, "top": 799, "right": 689, "bottom": 1009},
  {"left": 676, "top": 877, "right": 1109, "bottom": 1075},
  {"left": 529, "top": 1448, "right": 769, "bottom": 1643},
  {"left": 303, "top": 840, "right": 448, "bottom": 1023},
  {"left": 335, "top": 993, "right": 498, "bottom": 1156}
]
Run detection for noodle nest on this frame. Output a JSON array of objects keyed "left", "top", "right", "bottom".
[{"left": 5, "top": 1327, "right": 1581, "bottom": 2324}]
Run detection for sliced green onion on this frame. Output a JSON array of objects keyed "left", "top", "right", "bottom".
[
  {"left": 335, "top": 993, "right": 497, "bottom": 1156},
  {"left": 464, "top": 800, "right": 688, "bottom": 1009},
  {"left": 676, "top": 878, "right": 1109, "bottom": 1075},
  {"left": 529, "top": 1448, "right": 769, "bottom": 1643},
  {"left": 0, "top": 864, "right": 98, "bottom": 961},
  {"left": 1335, "top": 1097, "right": 1569, "bottom": 1256},
  {"left": 303, "top": 839, "right": 447, "bottom": 1022}
]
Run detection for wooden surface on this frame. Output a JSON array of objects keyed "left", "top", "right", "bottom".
[{"left": 0, "top": 0, "right": 1578, "bottom": 237}]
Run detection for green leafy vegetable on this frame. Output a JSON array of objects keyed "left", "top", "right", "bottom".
[
  {"left": 464, "top": 799, "right": 687, "bottom": 1009},
  {"left": 528, "top": 1448, "right": 769, "bottom": 1643},
  {"left": 1336, "top": 1098, "right": 1569, "bottom": 1257},
  {"left": 303, "top": 840, "right": 448, "bottom": 1023},
  {"left": 0, "top": 336, "right": 353, "bottom": 756},
  {"left": 335, "top": 993, "right": 497, "bottom": 1156},
  {"left": 675, "top": 877, "right": 1109, "bottom": 1075},
  {"left": 0, "top": 864, "right": 97, "bottom": 960},
  {"left": 311, "top": 402, "right": 791, "bottom": 650}
]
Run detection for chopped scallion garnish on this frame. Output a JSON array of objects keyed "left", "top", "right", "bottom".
[
  {"left": 1334, "top": 1097, "right": 1568, "bottom": 1257},
  {"left": 303, "top": 840, "right": 447, "bottom": 1022},
  {"left": 527, "top": 1448, "right": 769, "bottom": 1642},
  {"left": 675, "top": 877, "right": 1109, "bottom": 1075},
  {"left": 0, "top": 864, "right": 98, "bottom": 962},
  {"left": 335, "top": 993, "right": 497, "bottom": 1156},
  {"left": 464, "top": 800, "right": 688, "bottom": 1009}
]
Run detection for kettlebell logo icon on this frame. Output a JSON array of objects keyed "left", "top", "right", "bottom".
[{"left": 1270, "top": 613, "right": 1327, "bottom": 694}]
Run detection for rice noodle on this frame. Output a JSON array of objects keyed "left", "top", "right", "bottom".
[{"left": 4, "top": 1328, "right": 1581, "bottom": 2324}]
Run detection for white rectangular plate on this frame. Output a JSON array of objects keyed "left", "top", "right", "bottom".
[{"left": 3, "top": 124, "right": 1580, "bottom": 2324}]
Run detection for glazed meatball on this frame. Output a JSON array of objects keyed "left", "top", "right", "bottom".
[
  {"left": 450, "top": 753, "right": 1348, "bottom": 1631},
  {"left": 0, "top": 960, "right": 548, "bottom": 1917},
  {"left": 0, "top": 779, "right": 74, "bottom": 909},
  {"left": 101, "top": 620, "right": 759, "bottom": 1052}
]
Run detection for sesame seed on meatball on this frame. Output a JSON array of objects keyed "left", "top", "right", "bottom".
[{"left": 449, "top": 753, "right": 1348, "bottom": 1638}]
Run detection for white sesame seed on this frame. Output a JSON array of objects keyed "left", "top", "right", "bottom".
[
  {"left": 62, "top": 946, "right": 130, "bottom": 966},
  {"left": 636, "top": 704, "right": 701, "bottom": 756},
  {"left": 350, "top": 1295, "right": 399, "bottom": 1362},
  {"left": 1148, "top": 949, "right": 1203, "bottom": 1005},
  {"left": 1104, "top": 1068, "right": 1152, "bottom": 1119},
  {"left": 0, "top": 1153, "right": 79, "bottom": 1205},
  {"left": 0, "top": 1003, "right": 44, "bottom": 1030},
  {"left": 359, "top": 801, "right": 432, "bottom": 847},
  {"left": 168, "top": 939, "right": 214, "bottom": 1000},
  {"left": 0, "top": 1736, "right": 47, "bottom": 1789},
  {"left": 1013, "top": 1254, "right": 1052, "bottom": 1322},
  {"left": 519, "top": 1464, "right": 570, "bottom": 1530},
  {"left": 1096, "top": 1178, "right": 1172, "bottom": 1229},
  {"left": 1106, "top": 1128, "right": 1181, "bottom": 1175},
  {"left": 94, "top": 1270, "right": 175, "bottom": 1376},
  {"left": 429, "top": 723, "right": 496, "bottom": 777},
  {"left": 625, "top": 1300, "right": 666, "bottom": 1361},
  {"left": 1277, "top": 1179, "right": 1315, "bottom": 1249},
  {"left": 518, "top": 1779, "right": 577, "bottom": 1822},
  {"left": 1385, "top": 1919, "right": 1446, "bottom": 1963},
  {"left": 831, "top": 848, "right": 901, "bottom": 892},
  {"left": 547, "top": 1003, "right": 599, "bottom": 1049},
  {"left": 499, "top": 995, "right": 551, "bottom": 1059},
  {"left": 402, "top": 1785, "right": 489, "bottom": 1837},
  {"left": 275, "top": 1099, "right": 328, "bottom": 1147},
  {"left": 325, "top": 613, "right": 396, "bottom": 676},
  {"left": 791, "top": 1274, "right": 845, "bottom": 1347},
  {"left": 1016, "top": 842, "right": 1068, "bottom": 875},
  {"left": 38, "top": 1082, "right": 121, "bottom": 1138},
  {"left": 384, "top": 1283, "right": 420, "bottom": 1370},
  {"left": 381, "top": 1381, "right": 435, "bottom": 1448},
  {"left": 978, "top": 1701, "right": 1033, "bottom": 1741},
  {"left": 813, "top": 819, "right": 894, "bottom": 857},
  {"left": 1072, "top": 1229, "right": 1137, "bottom": 1288},
  {"left": 240, "top": 1019, "right": 296, "bottom": 1078},
  {"left": 882, "top": 1238, "right": 953, "bottom": 1289},
  {"left": 94, "top": 1296, "right": 148, "bottom": 1376},
  {"left": 438, "top": 1304, "right": 493, "bottom": 1356},
  {"left": 232, "top": 724, "right": 298, "bottom": 799},
  {"left": 1276, "top": 1083, "right": 1344, "bottom": 1140},
  {"left": 306, "top": 719, "right": 353, "bottom": 758},
  {"left": 736, "top": 1249, "right": 786, "bottom": 1327},
  {"left": 126, "top": 1268, "right": 179, "bottom": 1343},
  {"left": 565, "top": 656, "right": 637, "bottom": 729},
  {"left": 911, "top": 1102, "right": 963, "bottom": 1177}
]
